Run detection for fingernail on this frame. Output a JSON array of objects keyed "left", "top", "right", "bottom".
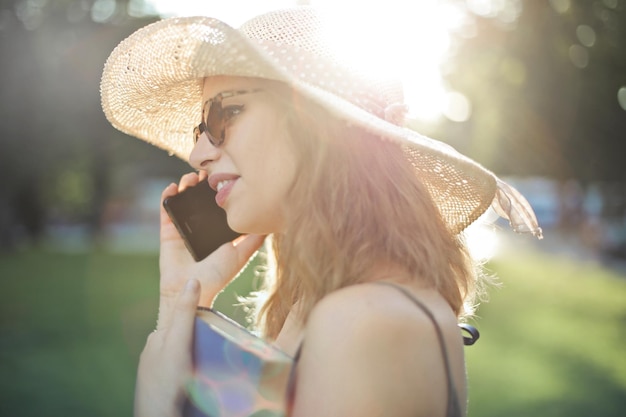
[{"left": 184, "top": 279, "right": 199, "bottom": 293}]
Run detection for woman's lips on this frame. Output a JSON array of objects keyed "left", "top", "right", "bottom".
[
  {"left": 208, "top": 174, "right": 240, "bottom": 207},
  {"left": 215, "top": 179, "right": 237, "bottom": 207}
]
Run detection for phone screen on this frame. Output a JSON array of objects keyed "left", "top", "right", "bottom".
[{"left": 163, "top": 181, "right": 240, "bottom": 261}]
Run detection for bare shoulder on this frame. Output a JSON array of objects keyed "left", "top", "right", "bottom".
[
  {"left": 306, "top": 282, "right": 458, "bottom": 340},
  {"left": 292, "top": 283, "right": 465, "bottom": 417}
]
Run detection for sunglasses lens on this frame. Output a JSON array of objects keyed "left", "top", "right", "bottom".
[
  {"left": 193, "top": 125, "right": 202, "bottom": 144},
  {"left": 206, "top": 99, "right": 225, "bottom": 147},
  {"left": 195, "top": 89, "right": 261, "bottom": 146}
]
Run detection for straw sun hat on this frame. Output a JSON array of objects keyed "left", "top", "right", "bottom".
[{"left": 100, "top": 6, "right": 542, "bottom": 238}]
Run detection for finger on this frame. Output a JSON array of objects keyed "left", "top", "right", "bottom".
[
  {"left": 178, "top": 172, "right": 200, "bottom": 193},
  {"left": 160, "top": 183, "right": 185, "bottom": 241},
  {"left": 160, "top": 183, "right": 178, "bottom": 223},
  {"left": 159, "top": 173, "right": 200, "bottom": 239}
]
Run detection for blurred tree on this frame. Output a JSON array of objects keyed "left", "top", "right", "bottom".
[
  {"left": 0, "top": 0, "right": 187, "bottom": 247},
  {"left": 439, "top": 0, "right": 626, "bottom": 182}
]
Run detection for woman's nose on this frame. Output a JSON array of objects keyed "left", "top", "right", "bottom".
[{"left": 189, "top": 132, "right": 221, "bottom": 170}]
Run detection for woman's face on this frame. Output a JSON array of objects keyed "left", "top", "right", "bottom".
[{"left": 189, "top": 76, "right": 298, "bottom": 235}]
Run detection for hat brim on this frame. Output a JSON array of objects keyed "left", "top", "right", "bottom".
[{"left": 101, "top": 15, "right": 541, "bottom": 237}]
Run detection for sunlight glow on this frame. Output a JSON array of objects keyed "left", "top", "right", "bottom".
[
  {"left": 146, "top": 0, "right": 470, "bottom": 122},
  {"left": 311, "top": 0, "right": 466, "bottom": 123},
  {"left": 463, "top": 207, "right": 501, "bottom": 262},
  {"left": 143, "top": 0, "right": 295, "bottom": 25}
]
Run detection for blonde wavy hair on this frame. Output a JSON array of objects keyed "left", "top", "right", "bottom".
[{"left": 252, "top": 88, "right": 481, "bottom": 340}]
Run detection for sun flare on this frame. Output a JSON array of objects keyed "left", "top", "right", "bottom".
[
  {"left": 145, "top": 0, "right": 468, "bottom": 122},
  {"left": 312, "top": 0, "right": 467, "bottom": 122}
]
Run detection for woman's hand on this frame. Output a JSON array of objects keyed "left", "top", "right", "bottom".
[
  {"left": 134, "top": 279, "right": 200, "bottom": 417},
  {"left": 157, "top": 172, "right": 266, "bottom": 326},
  {"left": 134, "top": 173, "right": 266, "bottom": 417}
]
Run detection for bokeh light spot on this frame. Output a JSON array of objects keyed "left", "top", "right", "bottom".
[
  {"left": 549, "top": 0, "right": 571, "bottom": 14},
  {"left": 617, "top": 87, "right": 626, "bottom": 111},
  {"left": 14, "top": 0, "right": 45, "bottom": 30},
  {"left": 569, "top": 44, "right": 589, "bottom": 68},
  {"left": 576, "top": 24, "right": 596, "bottom": 47},
  {"left": 466, "top": 0, "right": 522, "bottom": 27},
  {"left": 602, "top": 0, "right": 618, "bottom": 9},
  {"left": 444, "top": 91, "right": 471, "bottom": 123},
  {"left": 466, "top": 0, "right": 495, "bottom": 17},
  {"left": 91, "top": 0, "right": 116, "bottom": 23}
]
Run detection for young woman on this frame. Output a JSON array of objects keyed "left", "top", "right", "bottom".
[{"left": 101, "top": 7, "right": 542, "bottom": 417}]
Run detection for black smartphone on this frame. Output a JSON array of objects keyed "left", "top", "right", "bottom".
[{"left": 163, "top": 181, "right": 239, "bottom": 261}]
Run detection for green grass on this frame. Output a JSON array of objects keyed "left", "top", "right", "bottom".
[
  {"left": 0, "top": 247, "right": 261, "bottom": 417},
  {"left": 466, "top": 250, "right": 626, "bottom": 417},
  {"left": 0, "top": 250, "right": 157, "bottom": 416},
  {"left": 0, "top": 246, "right": 624, "bottom": 416}
]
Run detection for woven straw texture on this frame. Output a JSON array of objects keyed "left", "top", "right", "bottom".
[{"left": 100, "top": 7, "right": 542, "bottom": 237}]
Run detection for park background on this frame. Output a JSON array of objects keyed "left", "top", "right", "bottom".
[{"left": 1, "top": 0, "right": 625, "bottom": 416}]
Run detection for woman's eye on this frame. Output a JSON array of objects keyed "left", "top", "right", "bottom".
[{"left": 223, "top": 105, "right": 244, "bottom": 123}]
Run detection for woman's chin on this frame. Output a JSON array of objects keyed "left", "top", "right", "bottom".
[
  {"left": 226, "top": 216, "right": 258, "bottom": 235},
  {"left": 225, "top": 208, "right": 284, "bottom": 235}
]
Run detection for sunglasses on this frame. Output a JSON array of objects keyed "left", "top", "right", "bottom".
[{"left": 193, "top": 89, "right": 263, "bottom": 147}]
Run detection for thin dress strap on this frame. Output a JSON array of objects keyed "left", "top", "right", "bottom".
[{"left": 373, "top": 281, "right": 463, "bottom": 417}]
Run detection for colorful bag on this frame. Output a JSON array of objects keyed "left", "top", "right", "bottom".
[{"left": 183, "top": 308, "right": 294, "bottom": 417}]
